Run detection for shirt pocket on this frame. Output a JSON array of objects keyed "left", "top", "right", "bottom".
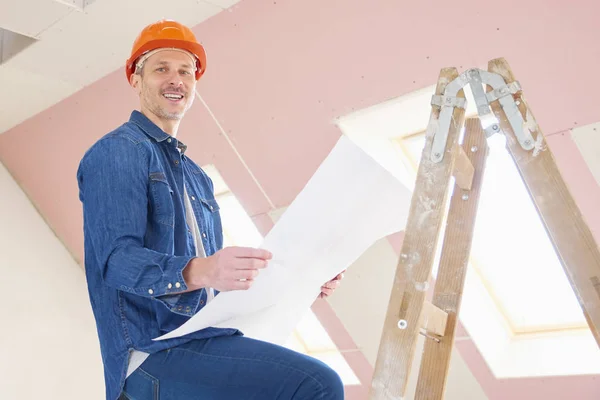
[
  {"left": 199, "top": 197, "right": 220, "bottom": 214},
  {"left": 198, "top": 197, "right": 223, "bottom": 251},
  {"left": 148, "top": 172, "right": 175, "bottom": 227}
]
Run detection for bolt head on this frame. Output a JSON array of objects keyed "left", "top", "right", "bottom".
[
  {"left": 398, "top": 320, "right": 408, "bottom": 329},
  {"left": 471, "top": 146, "right": 478, "bottom": 152},
  {"left": 524, "top": 139, "right": 532, "bottom": 146},
  {"left": 492, "top": 124, "right": 499, "bottom": 131},
  {"left": 434, "top": 152, "right": 441, "bottom": 158}
]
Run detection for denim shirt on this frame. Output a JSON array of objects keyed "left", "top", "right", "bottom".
[{"left": 77, "top": 111, "right": 240, "bottom": 400}]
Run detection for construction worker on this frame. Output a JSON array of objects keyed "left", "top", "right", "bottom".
[{"left": 77, "top": 19, "right": 345, "bottom": 400}]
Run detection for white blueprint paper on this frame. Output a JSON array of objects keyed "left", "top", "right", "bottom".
[{"left": 154, "top": 135, "right": 411, "bottom": 344}]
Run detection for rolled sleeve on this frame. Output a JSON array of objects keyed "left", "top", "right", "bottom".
[{"left": 77, "top": 136, "right": 193, "bottom": 298}]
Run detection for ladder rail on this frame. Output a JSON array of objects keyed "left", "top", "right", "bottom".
[
  {"left": 414, "top": 119, "right": 489, "bottom": 400},
  {"left": 487, "top": 58, "right": 600, "bottom": 346},
  {"left": 369, "top": 68, "right": 466, "bottom": 400}
]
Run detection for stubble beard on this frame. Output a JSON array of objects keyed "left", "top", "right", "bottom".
[{"left": 141, "top": 84, "right": 193, "bottom": 121}]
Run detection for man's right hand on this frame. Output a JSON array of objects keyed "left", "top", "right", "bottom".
[{"left": 183, "top": 247, "right": 272, "bottom": 292}]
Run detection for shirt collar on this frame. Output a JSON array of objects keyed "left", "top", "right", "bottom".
[
  {"left": 130, "top": 110, "right": 188, "bottom": 154},
  {"left": 177, "top": 141, "right": 188, "bottom": 154}
]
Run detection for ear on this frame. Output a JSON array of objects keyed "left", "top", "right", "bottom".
[{"left": 129, "top": 73, "right": 142, "bottom": 94}]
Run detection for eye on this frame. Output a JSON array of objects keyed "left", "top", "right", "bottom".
[
  {"left": 156, "top": 67, "right": 167, "bottom": 72},
  {"left": 180, "top": 70, "right": 192, "bottom": 76}
]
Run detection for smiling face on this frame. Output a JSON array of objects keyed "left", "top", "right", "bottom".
[{"left": 130, "top": 49, "right": 197, "bottom": 127}]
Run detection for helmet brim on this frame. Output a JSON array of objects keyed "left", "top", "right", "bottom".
[{"left": 125, "top": 38, "right": 207, "bottom": 81}]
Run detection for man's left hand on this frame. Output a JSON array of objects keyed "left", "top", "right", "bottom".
[{"left": 319, "top": 270, "right": 345, "bottom": 299}]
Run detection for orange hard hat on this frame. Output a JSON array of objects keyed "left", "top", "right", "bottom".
[{"left": 125, "top": 19, "right": 207, "bottom": 82}]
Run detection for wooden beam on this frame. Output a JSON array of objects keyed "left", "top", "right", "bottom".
[
  {"left": 369, "top": 68, "right": 466, "bottom": 399},
  {"left": 487, "top": 58, "right": 600, "bottom": 347},
  {"left": 414, "top": 119, "right": 489, "bottom": 400}
]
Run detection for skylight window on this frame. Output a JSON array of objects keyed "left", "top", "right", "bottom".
[
  {"left": 399, "top": 131, "right": 587, "bottom": 333},
  {"left": 336, "top": 82, "right": 600, "bottom": 377}
]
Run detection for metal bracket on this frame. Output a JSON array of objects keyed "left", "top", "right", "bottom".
[
  {"left": 485, "top": 81, "right": 522, "bottom": 103},
  {"left": 430, "top": 75, "right": 468, "bottom": 163},
  {"left": 430, "top": 68, "right": 534, "bottom": 163},
  {"left": 465, "top": 69, "right": 499, "bottom": 138},
  {"left": 431, "top": 95, "right": 467, "bottom": 109},
  {"left": 479, "top": 71, "right": 534, "bottom": 151}
]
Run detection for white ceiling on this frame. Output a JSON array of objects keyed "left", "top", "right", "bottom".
[{"left": 0, "top": 0, "right": 240, "bottom": 134}]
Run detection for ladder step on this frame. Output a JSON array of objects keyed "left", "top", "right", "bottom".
[{"left": 421, "top": 301, "right": 448, "bottom": 337}]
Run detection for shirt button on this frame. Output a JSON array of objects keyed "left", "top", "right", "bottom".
[
  {"left": 167, "top": 138, "right": 172, "bottom": 143},
  {"left": 185, "top": 306, "right": 191, "bottom": 312},
  {"left": 174, "top": 160, "right": 180, "bottom": 165},
  {"left": 202, "top": 233, "right": 207, "bottom": 238},
  {"left": 175, "top": 282, "right": 181, "bottom": 288},
  {"left": 200, "top": 299, "right": 205, "bottom": 306},
  {"left": 191, "top": 196, "right": 196, "bottom": 200},
  {"left": 148, "top": 289, "right": 154, "bottom": 295},
  {"left": 209, "top": 205, "right": 214, "bottom": 210},
  {"left": 167, "top": 283, "right": 172, "bottom": 289}
]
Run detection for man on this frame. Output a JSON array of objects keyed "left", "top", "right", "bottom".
[{"left": 77, "top": 19, "right": 345, "bottom": 400}]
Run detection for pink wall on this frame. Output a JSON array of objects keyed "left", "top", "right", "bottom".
[{"left": 2, "top": 0, "right": 600, "bottom": 398}]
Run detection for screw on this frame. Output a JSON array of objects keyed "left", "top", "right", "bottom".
[
  {"left": 524, "top": 139, "right": 532, "bottom": 146},
  {"left": 434, "top": 152, "right": 441, "bottom": 159},
  {"left": 446, "top": 97, "right": 452, "bottom": 104},
  {"left": 471, "top": 146, "right": 478, "bottom": 152},
  {"left": 500, "top": 88, "right": 507, "bottom": 94},
  {"left": 398, "top": 320, "right": 408, "bottom": 329},
  {"left": 492, "top": 124, "right": 499, "bottom": 131},
  {"left": 462, "top": 194, "right": 469, "bottom": 200}
]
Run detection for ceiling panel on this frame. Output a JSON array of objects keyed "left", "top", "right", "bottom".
[
  {"left": 8, "top": 0, "right": 223, "bottom": 87},
  {"left": 0, "top": 0, "right": 239, "bottom": 134},
  {"left": 0, "top": 0, "right": 73, "bottom": 38},
  {"left": 0, "top": 64, "right": 81, "bottom": 133}
]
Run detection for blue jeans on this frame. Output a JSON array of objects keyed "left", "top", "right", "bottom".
[{"left": 121, "top": 336, "right": 345, "bottom": 399}]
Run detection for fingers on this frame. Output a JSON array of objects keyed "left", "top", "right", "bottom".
[
  {"left": 236, "top": 269, "right": 259, "bottom": 281},
  {"left": 235, "top": 257, "right": 269, "bottom": 270},
  {"left": 231, "top": 279, "right": 254, "bottom": 290},
  {"left": 230, "top": 246, "right": 273, "bottom": 260},
  {"left": 322, "top": 280, "right": 340, "bottom": 291},
  {"left": 320, "top": 272, "right": 344, "bottom": 298}
]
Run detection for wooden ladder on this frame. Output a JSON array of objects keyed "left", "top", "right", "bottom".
[{"left": 369, "top": 58, "right": 600, "bottom": 400}]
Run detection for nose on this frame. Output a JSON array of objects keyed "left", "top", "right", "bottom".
[{"left": 167, "top": 71, "right": 184, "bottom": 87}]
